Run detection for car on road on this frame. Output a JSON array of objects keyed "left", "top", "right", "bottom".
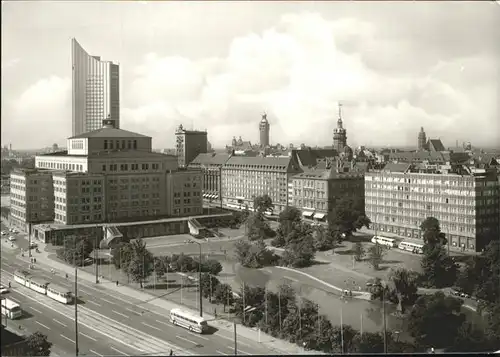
[
  {"left": 83, "top": 257, "right": 93, "bottom": 266},
  {"left": 0, "top": 284, "right": 8, "bottom": 294},
  {"left": 1, "top": 231, "right": 6, "bottom": 235},
  {"left": 8, "top": 236, "right": 16, "bottom": 242}
]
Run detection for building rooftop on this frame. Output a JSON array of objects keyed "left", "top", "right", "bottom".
[
  {"left": 224, "top": 156, "right": 293, "bottom": 170},
  {"left": 1, "top": 326, "right": 25, "bottom": 347},
  {"left": 382, "top": 163, "right": 412, "bottom": 173},
  {"left": 427, "top": 139, "right": 446, "bottom": 152},
  {"left": 38, "top": 150, "right": 175, "bottom": 159},
  {"left": 68, "top": 127, "right": 150, "bottom": 140},
  {"left": 190, "top": 153, "right": 232, "bottom": 166}
]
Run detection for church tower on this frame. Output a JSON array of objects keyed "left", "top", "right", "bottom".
[
  {"left": 333, "top": 103, "right": 347, "bottom": 152},
  {"left": 418, "top": 127, "right": 427, "bottom": 151},
  {"left": 259, "top": 112, "right": 270, "bottom": 148}
]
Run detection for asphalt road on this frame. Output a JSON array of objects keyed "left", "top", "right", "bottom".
[{"left": 1, "top": 234, "right": 285, "bottom": 356}]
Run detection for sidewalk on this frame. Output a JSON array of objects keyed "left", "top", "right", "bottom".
[{"left": 29, "top": 241, "right": 317, "bottom": 355}]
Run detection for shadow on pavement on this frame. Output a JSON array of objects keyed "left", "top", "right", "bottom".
[
  {"left": 73, "top": 297, "right": 86, "bottom": 306},
  {"left": 204, "top": 325, "right": 219, "bottom": 335},
  {"left": 18, "top": 310, "right": 34, "bottom": 320},
  {"left": 381, "top": 259, "right": 403, "bottom": 264},
  {"left": 144, "top": 283, "right": 197, "bottom": 290}
]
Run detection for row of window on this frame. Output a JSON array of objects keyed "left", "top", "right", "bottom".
[
  {"left": 103, "top": 139, "right": 138, "bottom": 151},
  {"left": 104, "top": 163, "right": 159, "bottom": 172},
  {"left": 38, "top": 161, "right": 84, "bottom": 171}
]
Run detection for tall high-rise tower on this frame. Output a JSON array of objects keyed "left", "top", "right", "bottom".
[
  {"left": 418, "top": 127, "right": 427, "bottom": 151},
  {"left": 72, "top": 38, "right": 120, "bottom": 137},
  {"left": 333, "top": 103, "right": 347, "bottom": 152},
  {"left": 259, "top": 113, "right": 270, "bottom": 148}
]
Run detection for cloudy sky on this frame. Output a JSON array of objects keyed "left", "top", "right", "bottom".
[{"left": 2, "top": 1, "right": 499, "bottom": 150}]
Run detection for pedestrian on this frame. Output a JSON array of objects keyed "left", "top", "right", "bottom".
[
  {"left": 65, "top": 273, "right": 68, "bottom": 279},
  {"left": 214, "top": 308, "right": 217, "bottom": 318},
  {"left": 116, "top": 280, "right": 119, "bottom": 286},
  {"left": 34, "top": 258, "right": 36, "bottom": 263},
  {"left": 8, "top": 281, "right": 11, "bottom": 288},
  {"left": 169, "top": 349, "right": 173, "bottom": 356}
]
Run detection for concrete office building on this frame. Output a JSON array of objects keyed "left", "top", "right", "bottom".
[
  {"left": 9, "top": 168, "right": 55, "bottom": 232},
  {"left": 365, "top": 163, "right": 500, "bottom": 252},
  {"left": 221, "top": 156, "right": 302, "bottom": 213},
  {"left": 72, "top": 38, "right": 120, "bottom": 136},
  {"left": 7, "top": 121, "right": 203, "bottom": 236},
  {"left": 189, "top": 153, "right": 232, "bottom": 203},
  {"left": 290, "top": 162, "right": 365, "bottom": 222},
  {"left": 175, "top": 125, "right": 208, "bottom": 168}
]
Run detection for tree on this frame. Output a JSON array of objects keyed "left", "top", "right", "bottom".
[
  {"left": 352, "top": 242, "right": 365, "bottom": 262},
  {"left": 126, "top": 239, "right": 154, "bottom": 288},
  {"left": 312, "top": 225, "right": 333, "bottom": 251},
  {"left": 271, "top": 206, "right": 302, "bottom": 247},
  {"left": 327, "top": 197, "right": 371, "bottom": 239},
  {"left": 420, "top": 217, "right": 447, "bottom": 249},
  {"left": 280, "top": 225, "right": 316, "bottom": 268},
  {"left": 408, "top": 292, "right": 465, "bottom": 349},
  {"left": 199, "top": 273, "right": 220, "bottom": 300},
  {"left": 450, "top": 321, "right": 493, "bottom": 352},
  {"left": 328, "top": 324, "right": 358, "bottom": 353},
  {"left": 367, "top": 242, "right": 386, "bottom": 270},
  {"left": 153, "top": 255, "right": 171, "bottom": 278},
  {"left": 253, "top": 194, "right": 274, "bottom": 213},
  {"left": 455, "top": 256, "right": 479, "bottom": 295},
  {"left": 420, "top": 245, "right": 457, "bottom": 288},
  {"left": 351, "top": 332, "right": 384, "bottom": 353},
  {"left": 200, "top": 259, "right": 223, "bottom": 276},
  {"left": 245, "top": 212, "right": 271, "bottom": 241},
  {"left": 110, "top": 242, "right": 134, "bottom": 270},
  {"left": 26, "top": 332, "right": 52, "bottom": 356},
  {"left": 234, "top": 285, "right": 265, "bottom": 327},
  {"left": 234, "top": 238, "right": 278, "bottom": 268},
  {"left": 214, "top": 283, "right": 234, "bottom": 312},
  {"left": 472, "top": 241, "right": 499, "bottom": 304},
  {"left": 387, "top": 267, "right": 419, "bottom": 314}
]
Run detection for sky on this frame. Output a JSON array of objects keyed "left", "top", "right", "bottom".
[{"left": 1, "top": 1, "right": 499, "bottom": 150}]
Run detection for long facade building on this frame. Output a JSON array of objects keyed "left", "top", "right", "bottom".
[
  {"left": 9, "top": 121, "right": 202, "bottom": 232},
  {"left": 188, "top": 153, "right": 231, "bottom": 203},
  {"left": 365, "top": 163, "right": 499, "bottom": 252},
  {"left": 221, "top": 155, "right": 302, "bottom": 213}
]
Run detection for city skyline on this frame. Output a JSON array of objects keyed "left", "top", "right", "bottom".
[{"left": 1, "top": 1, "right": 499, "bottom": 149}]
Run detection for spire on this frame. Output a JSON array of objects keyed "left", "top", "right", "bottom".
[{"left": 337, "top": 103, "right": 343, "bottom": 129}]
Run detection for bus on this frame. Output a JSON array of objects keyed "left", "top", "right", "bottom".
[
  {"left": 46, "top": 283, "right": 73, "bottom": 304},
  {"left": 398, "top": 241, "right": 424, "bottom": 254},
  {"left": 1, "top": 298, "right": 22, "bottom": 319},
  {"left": 371, "top": 236, "right": 397, "bottom": 248},
  {"left": 170, "top": 308, "right": 208, "bottom": 334}
]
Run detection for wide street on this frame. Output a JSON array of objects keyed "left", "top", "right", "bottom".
[{"left": 1, "top": 224, "right": 287, "bottom": 356}]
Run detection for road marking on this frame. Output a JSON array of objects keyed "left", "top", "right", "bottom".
[
  {"left": 8, "top": 296, "right": 19, "bottom": 303},
  {"left": 89, "top": 349, "right": 103, "bottom": 357},
  {"left": 80, "top": 289, "right": 90, "bottom": 294},
  {"left": 126, "top": 307, "right": 142, "bottom": 315},
  {"left": 155, "top": 319, "right": 173, "bottom": 327},
  {"left": 53, "top": 319, "right": 67, "bottom": 327},
  {"left": 60, "top": 334, "right": 75, "bottom": 343},
  {"left": 284, "top": 275, "right": 299, "bottom": 282},
  {"left": 142, "top": 322, "right": 161, "bottom": 331},
  {"left": 101, "top": 298, "right": 115, "bottom": 304},
  {"left": 87, "top": 300, "right": 101, "bottom": 307},
  {"left": 30, "top": 307, "right": 42, "bottom": 314},
  {"left": 237, "top": 350, "right": 250, "bottom": 355},
  {"left": 110, "top": 346, "right": 127, "bottom": 356},
  {"left": 176, "top": 335, "right": 197, "bottom": 345},
  {"left": 216, "top": 351, "right": 227, "bottom": 355},
  {"left": 186, "top": 330, "right": 208, "bottom": 340},
  {"left": 81, "top": 332, "right": 97, "bottom": 341},
  {"left": 111, "top": 310, "right": 129, "bottom": 318},
  {"left": 35, "top": 321, "right": 50, "bottom": 330},
  {"left": 217, "top": 333, "right": 251, "bottom": 347}
]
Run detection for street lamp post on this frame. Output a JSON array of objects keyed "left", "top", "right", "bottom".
[{"left": 187, "top": 240, "right": 203, "bottom": 317}]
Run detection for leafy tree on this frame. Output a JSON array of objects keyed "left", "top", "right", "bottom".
[
  {"left": 253, "top": 194, "right": 274, "bottom": 213},
  {"left": 245, "top": 212, "right": 271, "bottom": 241},
  {"left": 367, "top": 242, "right": 386, "bottom": 270},
  {"left": 110, "top": 242, "right": 134, "bottom": 270},
  {"left": 473, "top": 241, "right": 499, "bottom": 304},
  {"left": 153, "top": 255, "right": 171, "bottom": 278},
  {"left": 455, "top": 256, "right": 479, "bottom": 295},
  {"left": 484, "top": 302, "right": 500, "bottom": 346},
  {"left": 234, "top": 238, "right": 278, "bottom": 268},
  {"left": 408, "top": 292, "right": 465, "bottom": 349},
  {"left": 199, "top": 273, "right": 220, "bottom": 300},
  {"left": 258, "top": 285, "right": 296, "bottom": 338},
  {"left": 387, "top": 267, "right": 419, "bottom": 314},
  {"left": 352, "top": 242, "right": 365, "bottom": 262},
  {"left": 281, "top": 298, "right": 321, "bottom": 346},
  {"left": 170, "top": 253, "right": 198, "bottom": 272},
  {"left": 234, "top": 285, "right": 265, "bottom": 327},
  {"left": 271, "top": 206, "right": 302, "bottom": 247},
  {"left": 327, "top": 197, "right": 371, "bottom": 239},
  {"left": 351, "top": 332, "right": 384, "bottom": 353},
  {"left": 280, "top": 225, "right": 316, "bottom": 268},
  {"left": 312, "top": 225, "right": 333, "bottom": 251},
  {"left": 26, "top": 331, "right": 52, "bottom": 356},
  {"left": 328, "top": 324, "right": 358, "bottom": 353},
  {"left": 214, "top": 283, "right": 234, "bottom": 312},
  {"left": 200, "top": 259, "right": 223, "bottom": 275},
  {"left": 126, "top": 239, "right": 154, "bottom": 288},
  {"left": 420, "top": 245, "right": 457, "bottom": 288},
  {"left": 420, "top": 216, "right": 447, "bottom": 249},
  {"left": 450, "top": 321, "right": 493, "bottom": 352}
]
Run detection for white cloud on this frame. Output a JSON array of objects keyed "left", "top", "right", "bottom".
[{"left": 2, "top": 76, "right": 71, "bottom": 148}]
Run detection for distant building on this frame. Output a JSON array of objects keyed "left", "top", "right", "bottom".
[
  {"left": 189, "top": 153, "right": 232, "bottom": 204},
  {"left": 365, "top": 163, "right": 499, "bottom": 252},
  {"left": 416, "top": 127, "right": 445, "bottom": 152},
  {"left": 333, "top": 104, "right": 347, "bottom": 152},
  {"left": 418, "top": 127, "right": 427, "bottom": 151},
  {"left": 259, "top": 113, "right": 270, "bottom": 148},
  {"left": 72, "top": 38, "right": 120, "bottom": 136},
  {"left": 175, "top": 125, "right": 208, "bottom": 168},
  {"left": 221, "top": 155, "right": 302, "bottom": 213}
]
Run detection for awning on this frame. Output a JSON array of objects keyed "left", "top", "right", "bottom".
[
  {"left": 313, "top": 213, "right": 326, "bottom": 220},
  {"left": 213, "top": 195, "right": 219, "bottom": 199},
  {"left": 302, "top": 211, "right": 314, "bottom": 218},
  {"left": 235, "top": 196, "right": 245, "bottom": 200},
  {"left": 211, "top": 194, "right": 217, "bottom": 199}
]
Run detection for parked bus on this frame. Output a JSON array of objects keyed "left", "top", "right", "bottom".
[
  {"left": 371, "top": 236, "right": 397, "bottom": 248},
  {"left": 1, "top": 297, "right": 22, "bottom": 319},
  {"left": 398, "top": 241, "right": 424, "bottom": 254},
  {"left": 170, "top": 308, "right": 208, "bottom": 334},
  {"left": 46, "top": 283, "right": 73, "bottom": 304}
]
